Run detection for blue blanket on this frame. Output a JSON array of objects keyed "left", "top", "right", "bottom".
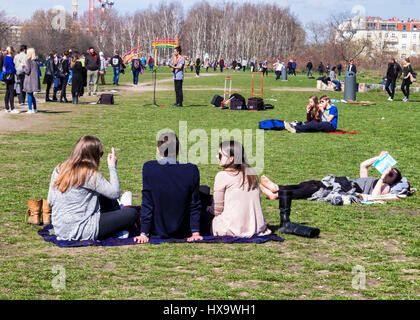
[{"left": 38, "top": 225, "right": 283, "bottom": 247}]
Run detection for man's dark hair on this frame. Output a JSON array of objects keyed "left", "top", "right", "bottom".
[
  {"left": 175, "top": 46, "right": 182, "bottom": 54},
  {"left": 89, "top": 47, "right": 94, "bottom": 50},
  {"left": 157, "top": 132, "right": 179, "bottom": 158},
  {"left": 20, "top": 45, "right": 27, "bottom": 52}
]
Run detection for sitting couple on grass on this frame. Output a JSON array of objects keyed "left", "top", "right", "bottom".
[
  {"left": 47, "top": 134, "right": 271, "bottom": 242},
  {"left": 284, "top": 95, "right": 338, "bottom": 134}
]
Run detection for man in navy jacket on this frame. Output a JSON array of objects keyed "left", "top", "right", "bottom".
[
  {"left": 134, "top": 132, "right": 203, "bottom": 243},
  {"left": 347, "top": 59, "right": 357, "bottom": 74}
]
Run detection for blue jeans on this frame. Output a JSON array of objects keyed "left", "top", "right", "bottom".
[
  {"left": 307, "top": 68, "right": 312, "bottom": 76},
  {"left": 68, "top": 70, "right": 72, "bottom": 84},
  {"left": 332, "top": 80, "right": 341, "bottom": 90},
  {"left": 149, "top": 64, "right": 153, "bottom": 71},
  {"left": 295, "top": 121, "right": 335, "bottom": 133},
  {"left": 133, "top": 69, "right": 140, "bottom": 84},
  {"left": 27, "top": 93, "right": 37, "bottom": 111},
  {"left": 113, "top": 67, "right": 120, "bottom": 85}
]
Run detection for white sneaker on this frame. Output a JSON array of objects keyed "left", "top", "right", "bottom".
[
  {"left": 10, "top": 109, "right": 20, "bottom": 114},
  {"left": 4, "top": 109, "right": 10, "bottom": 113},
  {"left": 33, "top": 109, "right": 38, "bottom": 113},
  {"left": 115, "top": 230, "right": 129, "bottom": 239},
  {"left": 25, "top": 110, "right": 33, "bottom": 114},
  {"left": 387, "top": 97, "right": 393, "bottom": 101},
  {"left": 119, "top": 191, "right": 133, "bottom": 207}
]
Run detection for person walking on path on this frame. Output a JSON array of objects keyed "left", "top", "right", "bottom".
[
  {"left": 131, "top": 54, "right": 143, "bottom": 86},
  {"left": 3, "top": 46, "right": 19, "bottom": 113},
  {"left": 14, "top": 44, "right": 27, "bottom": 106},
  {"left": 168, "top": 46, "right": 185, "bottom": 107},
  {"left": 110, "top": 51, "right": 124, "bottom": 86},
  {"left": 195, "top": 56, "right": 201, "bottom": 77},
  {"left": 385, "top": 58, "right": 402, "bottom": 102},
  {"left": 306, "top": 60, "right": 313, "bottom": 77},
  {"left": 85, "top": 47, "right": 100, "bottom": 96},
  {"left": 401, "top": 58, "right": 415, "bottom": 102},
  {"left": 337, "top": 63, "right": 343, "bottom": 76},
  {"left": 22, "top": 48, "right": 41, "bottom": 113},
  {"left": 219, "top": 58, "right": 225, "bottom": 73}
]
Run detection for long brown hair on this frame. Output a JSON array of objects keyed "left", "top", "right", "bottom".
[
  {"left": 219, "top": 141, "right": 258, "bottom": 191},
  {"left": 309, "top": 95, "right": 320, "bottom": 120},
  {"left": 54, "top": 136, "right": 104, "bottom": 193},
  {"left": 70, "top": 51, "right": 80, "bottom": 68}
]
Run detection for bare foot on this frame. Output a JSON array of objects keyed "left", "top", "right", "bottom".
[
  {"left": 259, "top": 184, "right": 278, "bottom": 200},
  {"left": 260, "top": 175, "right": 279, "bottom": 193}
]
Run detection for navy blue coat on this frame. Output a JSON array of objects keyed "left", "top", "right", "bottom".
[{"left": 140, "top": 160, "right": 201, "bottom": 238}]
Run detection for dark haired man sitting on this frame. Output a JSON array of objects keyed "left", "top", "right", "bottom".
[{"left": 134, "top": 132, "right": 203, "bottom": 243}]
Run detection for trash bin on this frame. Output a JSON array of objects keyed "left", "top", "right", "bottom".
[
  {"left": 281, "top": 66, "right": 287, "bottom": 81},
  {"left": 344, "top": 71, "right": 357, "bottom": 101}
]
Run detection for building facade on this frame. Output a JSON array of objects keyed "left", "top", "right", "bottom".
[{"left": 352, "top": 17, "right": 420, "bottom": 59}]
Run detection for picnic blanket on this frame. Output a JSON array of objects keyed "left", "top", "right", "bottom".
[
  {"left": 38, "top": 225, "right": 283, "bottom": 248},
  {"left": 325, "top": 131, "right": 359, "bottom": 134}
]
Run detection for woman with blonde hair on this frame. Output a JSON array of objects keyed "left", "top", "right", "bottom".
[
  {"left": 201, "top": 141, "right": 271, "bottom": 238},
  {"left": 23, "top": 48, "right": 41, "bottom": 113},
  {"left": 47, "top": 136, "right": 139, "bottom": 241}
]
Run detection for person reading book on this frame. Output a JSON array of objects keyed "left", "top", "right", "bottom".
[{"left": 259, "top": 151, "right": 403, "bottom": 201}]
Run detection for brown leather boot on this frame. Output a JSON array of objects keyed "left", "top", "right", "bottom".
[
  {"left": 26, "top": 200, "right": 42, "bottom": 226},
  {"left": 42, "top": 199, "right": 52, "bottom": 225}
]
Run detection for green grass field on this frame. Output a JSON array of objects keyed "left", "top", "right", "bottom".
[{"left": 0, "top": 67, "right": 419, "bottom": 300}]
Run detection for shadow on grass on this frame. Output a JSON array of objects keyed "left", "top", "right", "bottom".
[{"left": 37, "top": 110, "right": 72, "bottom": 114}]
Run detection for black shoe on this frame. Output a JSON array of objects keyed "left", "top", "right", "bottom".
[
  {"left": 52, "top": 97, "right": 58, "bottom": 101},
  {"left": 173, "top": 103, "right": 180, "bottom": 107},
  {"left": 46, "top": 97, "right": 52, "bottom": 102}
]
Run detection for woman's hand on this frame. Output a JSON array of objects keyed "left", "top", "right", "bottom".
[
  {"left": 107, "top": 147, "right": 118, "bottom": 167},
  {"left": 379, "top": 151, "right": 389, "bottom": 158},
  {"left": 306, "top": 104, "right": 312, "bottom": 113}
]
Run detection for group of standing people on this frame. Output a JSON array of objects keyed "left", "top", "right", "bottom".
[{"left": 1, "top": 45, "right": 42, "bottom": 114}]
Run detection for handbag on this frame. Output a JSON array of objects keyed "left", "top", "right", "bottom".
[{"left": 2, "top": 72, "right": 14, "bottom": 82}]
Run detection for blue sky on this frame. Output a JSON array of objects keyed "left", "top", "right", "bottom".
[{"left": 1, "top": 0, "right": 419, "bottom": 25}]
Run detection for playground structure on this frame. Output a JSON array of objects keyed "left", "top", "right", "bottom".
[
  {"left": 122, "top": 42, "right": 142, "bottom": 65},
  {"left": 152, "top": 36, "right": 180, "bottom": 66}
]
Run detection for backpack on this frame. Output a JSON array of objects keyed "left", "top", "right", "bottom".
[
  {"left": 211, "top": 94, "right": 224, "bottom": 107},
  {"left": 98, "top": 94, "right": 114, "bottom": 105},
  {"left": 247, "top": 97, "right": 266, "bottom": 111},
  {"left": 259, "top": 119, "right": 285, "bottom": 130},
  {"left": 229, "top": 93, "right": 247, "bottom": 110}
]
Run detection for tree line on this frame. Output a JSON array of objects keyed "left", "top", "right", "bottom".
[{"left": 7, "top": 1, "right": 305, "bottom": 64}]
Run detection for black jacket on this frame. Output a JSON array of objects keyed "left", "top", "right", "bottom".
[
  {"left": 110, "top": 55, "right": 124, "bottom": 68},
  {"left": 386, "top": 62, "right": 402, "bottom": 79},
  {"left": 307, "top": 62, "right": 313, "bottom": 69},
  {"left": 348, "top": 64, "right": 357, "bottom": 74},
  {"left": 45, "top": 58, "right": 56, "bottom": 76},
  {"left": 0, "top": 54, "right": 4, "bottom": 71},
  {"left": 85, "top": 53, "right": 100, "bottom": 71}
]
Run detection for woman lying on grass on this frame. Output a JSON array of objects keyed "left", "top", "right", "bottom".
[
  {"left": 200, "top": 141, "right": 272, "bottom": 238},
  {"left": 259, "top": 151, "right": 403, "bottom": 201},
  {"left": 284, "top": 95, "right": 338, "bottom": 133},
  {"left": 47, "top": 136, "right": 139, "bottom": 241}
]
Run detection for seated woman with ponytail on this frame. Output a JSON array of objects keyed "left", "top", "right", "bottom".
[
  {"left": 47, "top": 136, "right": 139, "bottom": 241},
  {"left": 201, "top": 141, "right": 271, "bottom": 238},
  {"left": 284, "top": 95, "right": 338, "bottom": 133}
]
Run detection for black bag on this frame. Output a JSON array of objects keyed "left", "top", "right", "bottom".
[
  {"left": 229, "top": 93, "right": 246, "bottom": 110},
  {"left": 4, "top": 72, "right": 14, "bottom": 83},
  {"left": 211, "top": 94, "right": 224, "bottom": 107},
  {"left": 247, "top": 97, "right": 265, "bottom": 111},
  {"left": 99, "top": 94, "right": 114, "bottom": 105},
  {"left": 264, "top": 104, "right": 274, "bottom": 109}
]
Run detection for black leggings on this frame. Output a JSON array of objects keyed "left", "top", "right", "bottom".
[
  {"left": 174, "top": 80, "right": 183, "bottom": 105},
  {"left": 97, "top": 196, "right": 139, "bottom": 240},
  {"left": 4, "top": 81, "right": 15, "bottom": 110},
  {"left": 401, "top": 78, "right": 411, "bottom": 99},
  {"left": 277, "top": 180, "right": 325, "bottom": 199}
]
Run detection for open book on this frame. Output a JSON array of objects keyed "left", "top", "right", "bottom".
[{"left": 373, "top": 154, "right": 397, "bottom": 175}]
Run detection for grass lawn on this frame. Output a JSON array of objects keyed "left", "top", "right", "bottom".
[{"left": 0, "top": 68, "right": 419, "bottom": 300}]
